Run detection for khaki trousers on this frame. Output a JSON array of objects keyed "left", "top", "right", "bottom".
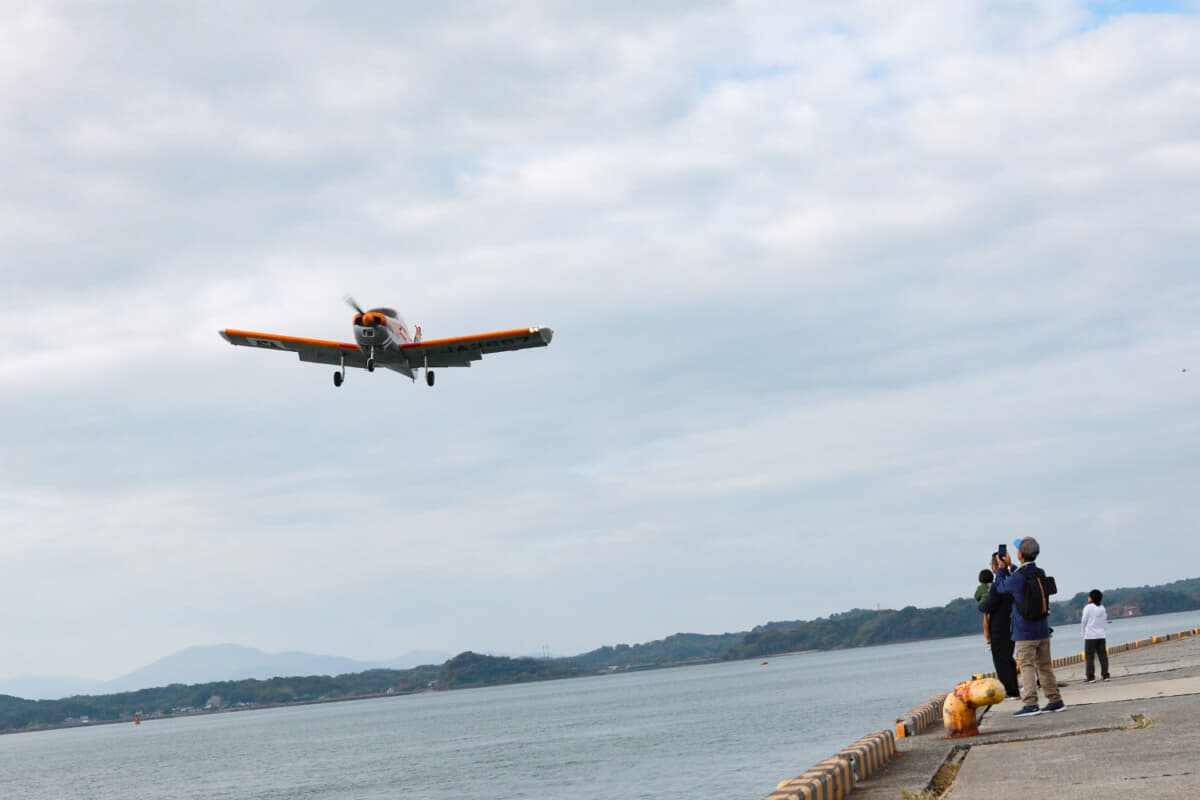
[{"left": 1015, "top": 638, "right": 1062, "bottom": 707}]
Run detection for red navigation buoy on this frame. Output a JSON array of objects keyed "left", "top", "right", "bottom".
[{"left": 134, "top": 712, "right": 140, "bottom": 725}]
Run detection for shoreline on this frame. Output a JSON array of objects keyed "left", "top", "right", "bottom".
[
  {"left": 5, "top": 610, "right": 1196, "bottom": 739},
  {"left": 0, "top": 686, "right": 433, "bottom": 737}
]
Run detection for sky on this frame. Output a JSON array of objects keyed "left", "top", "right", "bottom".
[{"left": 1, "top": 1, "right": 1198, "bottom": 682}]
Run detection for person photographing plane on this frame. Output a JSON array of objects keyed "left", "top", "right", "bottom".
[
  {"left": 993, "top": 536, "right": 1065, "bottom": 716},
  {"left": 978, "top": 552, "right": 1020, "bottom": 698}
]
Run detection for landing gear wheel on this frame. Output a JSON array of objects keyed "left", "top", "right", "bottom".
[
  {"left": 333, "top": 371, "right": 344, "bottom": 387},
  {"left": 367, "top": 357, "right": 375, "bottom": 372},
  {"left": 426, "top": 370, "right": 435, "bottom": 387}
]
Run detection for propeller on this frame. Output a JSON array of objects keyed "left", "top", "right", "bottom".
[{"left": 344, "top": 294, "right": 364, "bottom": 314}]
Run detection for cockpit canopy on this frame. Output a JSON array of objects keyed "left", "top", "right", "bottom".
[{"left": 368, "top": 307, "right": 398, "bottom": 318}]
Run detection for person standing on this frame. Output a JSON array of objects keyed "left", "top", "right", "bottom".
[
  {"left": 975, "top": 569, "right": 993, "bottom": 603},
  {"left": 994, "top": 536, "right": 1065, "bottom": 716},
  {"left": 978, "top": 554, "right": 1020, "bottom": 698},
  {"left": 975, "top": 568, "right": 994, "bottom": 645},
  {"left": 1082, "top": 589, "right": 1110, "bottom": 683}
]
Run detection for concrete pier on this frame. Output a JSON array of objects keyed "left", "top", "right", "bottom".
[
  {"left": 766, "top": 629, "right": 1200, "bottom": 799},
  {"left": 849, "top": 630, "right": 1200, "bottom": 799}
]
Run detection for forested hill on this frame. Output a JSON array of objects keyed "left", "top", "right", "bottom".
[
  {"left": 571, "top": 631, "right": 746, "bottom": 671},
  {"left": 727, "top": 598, "right": 985, "bottom": 659},
  {"left": 724, "top": 578, "right": 1200, "bottom": 661},
  {"left": 1058, "top": 576, "right": 1200, "bottom": 619},
  {"left": 4, "top": 576, "right": 1198, "bottom": 734},
  {"left": 0, "top": 667, "right": 439, "bottom": 734}
]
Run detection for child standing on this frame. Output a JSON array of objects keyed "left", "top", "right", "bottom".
[
  {"left": 975, "top": 569, "right": 993, "bottom": 603},
  {"left": 976, "top": 568, "right": 994, "bottom": 646},
  {"left": 1082, "top": 589, "right": 1110, "bottom": 683}
]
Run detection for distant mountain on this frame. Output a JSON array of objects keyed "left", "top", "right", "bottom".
[
  {"left": 1, "top": 645, "right": 452, "bottom": 700},
  {"left": 10, "top": 573, "right": 1200, "bottom": 703},
  {"left": 101, "top": 644, "right": 377, "bottom": 694}
]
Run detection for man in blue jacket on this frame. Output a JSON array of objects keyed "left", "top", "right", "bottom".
[{"left": 994, "top": 536, "right": 1065, "bottom": 716}]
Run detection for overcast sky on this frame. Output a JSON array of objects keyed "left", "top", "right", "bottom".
[{"left": 2, "top": 0, "right": 1198, "bottom": 681}]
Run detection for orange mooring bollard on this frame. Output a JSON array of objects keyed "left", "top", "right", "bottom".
[{"left": 942, "top": 677, "right": 1004, "bottom": 738}]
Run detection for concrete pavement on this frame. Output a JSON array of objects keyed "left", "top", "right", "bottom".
[{"left": 850, "top": 631, "right": 1200, "bottom": 799}]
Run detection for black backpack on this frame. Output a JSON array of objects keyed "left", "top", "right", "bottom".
[{"left": 1020, "top": 567, "right": 1058, "bottom": 620}]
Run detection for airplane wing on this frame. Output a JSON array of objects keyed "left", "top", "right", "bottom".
[
  {"left": 219, "top": 326, "right": 552, "bottom": 387},
  {"left": 219, "top": 329, "right": 368, "bottom": 368},
  {"left": 399, "top": 327, "right": 554, "bottom": 369}
]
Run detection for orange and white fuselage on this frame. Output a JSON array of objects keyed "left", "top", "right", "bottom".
[{"left": 352, "top": 307, "right": 412, "bottom": 350}]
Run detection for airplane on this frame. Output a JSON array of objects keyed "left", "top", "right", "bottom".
[{"left": 219, "top": 297, "right": 553, "bottom": 387}]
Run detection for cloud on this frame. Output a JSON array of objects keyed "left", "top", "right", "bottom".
[{"left": 1, "top": 1, "right": 1198, "bottom": 679}]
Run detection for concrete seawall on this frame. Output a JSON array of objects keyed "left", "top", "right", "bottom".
[{"left": 765, "top": 627, "right": 1200, "bottom": 800}]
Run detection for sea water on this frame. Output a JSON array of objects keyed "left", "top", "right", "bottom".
[{"left": 3, "top": 610, "right": 1197, "bottom": 800}]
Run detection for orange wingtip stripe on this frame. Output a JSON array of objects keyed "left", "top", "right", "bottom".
[{"left": 222, "top": 329, "right": 358, "bottom": 349}]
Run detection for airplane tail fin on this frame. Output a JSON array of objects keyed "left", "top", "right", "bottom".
[{"left": 414, "top": 325, "right": 423, "bottom": 343}]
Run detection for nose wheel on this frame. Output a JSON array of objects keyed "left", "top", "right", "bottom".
[{"left": 367, "top": 346, "right": 376, "bottom": 372}]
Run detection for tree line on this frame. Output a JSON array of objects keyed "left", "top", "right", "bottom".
[
  {"left": 4, "top": 577, "right": 1198, "bottom": 733},
  {"left": 725, "top": 579, "right": 1200, "bottom": 660},
  {"left": 0, "top": 667, "right": 438, "bottom": 733}
]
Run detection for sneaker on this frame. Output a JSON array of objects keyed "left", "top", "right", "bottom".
[
  {"left": 1013, "top": 705, "right": 1042, "bottom": 717},
  {"left": 1102, "top": 676, "right": 1111, "bottom": 681},
  {"left": 1084, "top": 679, "right": 1096, "bottom": 684},
  {"left": 1040, "top": 701, "right": 1067, "bottom": 713}
]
